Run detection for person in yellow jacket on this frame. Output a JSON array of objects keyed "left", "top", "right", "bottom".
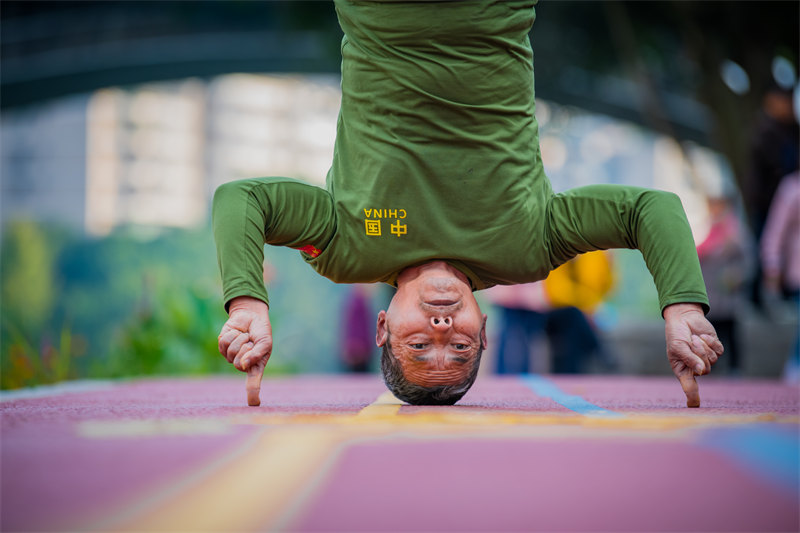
[
  {"left": 487, "top": 251, "right": 614, "bottom": 373},
  {"left": 544, "top": 251, "right": 615, "bottom": 313}
]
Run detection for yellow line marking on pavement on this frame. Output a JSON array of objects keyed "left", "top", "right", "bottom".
[
  {"left": 107, "top": 427, "right": 343, "bottom": 532},
  {"left": 236, "top": 410, "right": 795, "bottom": 431},
  {"left": 78, "top": 418, "right": 230, "bottom": 438},
  {"left": 81, "top": 428, "right": 265, "bottom": 531},
  {"left": 86, "top": 390, "right": 407, "bottom": 532},
  {"left": 355, "top": 390, "right": 403, "bottom": 418}
]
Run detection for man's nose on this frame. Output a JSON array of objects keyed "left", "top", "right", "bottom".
[{"left": 430, "top": 316, "right": 453, "bottom": 330}]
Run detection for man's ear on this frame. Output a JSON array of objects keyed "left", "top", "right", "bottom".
[
  {"left": 480, "top": 313, "right": 488, "bottom": 349},
  {"left": 376, "top": 310, "right": 388, "bottom": 347}
]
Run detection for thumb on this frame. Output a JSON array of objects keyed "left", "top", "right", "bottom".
[
  {"left": 677, "top": 369, "right": 700, "bottom": 408},
  {"left": 245, "top": 362, "right": 264, "bottom": 407}
]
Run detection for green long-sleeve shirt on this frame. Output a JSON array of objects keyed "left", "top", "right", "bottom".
[{"left": 213, "top": 0, "right": 709, "bottom": 314}]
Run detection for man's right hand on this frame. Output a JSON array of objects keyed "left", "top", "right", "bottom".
[
  {"left": 217, "top": 296, "right": 272, "bottom": 406},
  {"left": 663, "top": 303, "right": 723, "bottom": 408}
]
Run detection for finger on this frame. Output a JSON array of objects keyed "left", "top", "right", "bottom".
[
  {"left": 674, "top": 366, "right": 701, "bottom": 408},
  {"left": 226, "top": 332, "right": 251, "bottom": 364},
  {"left": 700, "top": 334, "right": 724, "bottom": 357},
  {"left": 669, "top": 344, "right": 702, "bottom": 407},
  {"left": 672, "top": 340, "right": 705, "bottom": 376},
  {"left": 702, "top": 338, "right": 719, "bottom": 365},
  {"left": 241, "top": 337, "right": 272, "bottom": 371},
  {"left": 698, "top": 335, "right": 717, "bottom": 370},
  {"left": 245, "top": 361, "right": 264, "bottom": 407},
  {"left": 217, "top": 328, "right": 241, "bottom": 357},
  {"left": 233, "top": 341, "right": 254, "bottom": 371},
  {"left": 679, "top": 372, "right": 700, "bottom": 408},
  {"left": 690, "top": 335, "right": 712, "bottom": 374}
]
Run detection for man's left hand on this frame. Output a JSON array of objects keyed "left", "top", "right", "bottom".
[
  {"left": 217, "top": 296, "right": 272, "bottom": 406},
  {"left": 663, "top": 303, "right": 724, "bottom": 408}
]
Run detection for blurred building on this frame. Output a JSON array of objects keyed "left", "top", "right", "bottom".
[
  {"left": 2, "top": 74, "right": 339, "bottom": 236},
  {"left": 1, "top": 94, "right": 91, "bottom": 232}
]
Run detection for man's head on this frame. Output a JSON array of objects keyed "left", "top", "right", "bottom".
[{"left": 376, "top": 261, "right": 487, "bottom": 405}]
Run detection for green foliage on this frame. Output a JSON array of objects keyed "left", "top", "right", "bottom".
[
  {"left": 0, "top": 220, "right": 83, "bottom": 388},
  {"left": 110, "top": 280, "right": 299, "bottom": 377},
  {"left": 107, "top": 279, "right": 226, "bottom": 377},
  {"left": 1, "top": 220, "right": 57, "bottom": 334},
  {"left": 0, "top": 221, "right": 300, "bottom": 389},
  {"left": 1, "top": 321, "right": 83, "bottom": 389}
]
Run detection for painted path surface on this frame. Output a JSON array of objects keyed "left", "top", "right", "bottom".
[{"left": 1, "top": 375, "right": 798, "bottom": 532}]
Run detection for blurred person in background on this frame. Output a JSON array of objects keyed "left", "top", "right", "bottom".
[
  {"left": 743, "top": 84, "right": 799, "bottom": 310},
  {"left": 214, "top": 0, "right": 722, "bottom": 408},
  {"left": 760, "top": 171, "right": 800, "bottom": 382},
  {"left": 340, "top": 284, "right": 378, "bottom": 372},
  {"left": 488, "top": 251, "right": 614, "bottom": 374},
  {"left": 696, "top": 196, "right": 748, "bottom": 375}
]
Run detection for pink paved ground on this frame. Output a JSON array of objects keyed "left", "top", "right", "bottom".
[{"left": 1, "top": 375, "right": 798, "bottom": 532}]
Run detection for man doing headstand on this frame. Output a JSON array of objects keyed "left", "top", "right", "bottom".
[{"left": 214, "top": 0, "right": 723, "bottom": 407}]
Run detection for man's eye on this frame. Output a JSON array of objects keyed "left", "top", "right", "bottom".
[
  {"left": 411, "top": 343, "right": 426, "bottom": 350},
  {"left": 453, "top": 344, "right": 468, "bottom": 350}
]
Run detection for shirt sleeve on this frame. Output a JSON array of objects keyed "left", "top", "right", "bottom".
[
  {"left": 545, "top": 185, "right": 709, "bottom": 315},
  {"left": 212, "top": 177, "right": 336, "bottom": 311}
]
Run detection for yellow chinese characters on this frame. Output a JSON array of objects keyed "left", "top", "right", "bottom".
[{"left": 363, "top": 207, "right": 407, "bottom": 237}]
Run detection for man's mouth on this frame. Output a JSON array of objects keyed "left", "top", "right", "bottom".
[
  {"left": 425, "top": 298, "right": 458, "bottom": 306},
  {"left": 420, "top": 300, "right": 462, "bottom": 313}
]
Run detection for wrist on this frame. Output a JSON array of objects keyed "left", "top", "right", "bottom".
[
  {"left": 228, "top": 296, "right": 269, "bottom": 315},
  {"left": 663, "top": 302, "right": 704, "bottom": 320}
]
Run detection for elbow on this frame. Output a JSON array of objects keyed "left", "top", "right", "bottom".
[
  {"left": 629, "top": 188, "right": 690, "bottom": 244},
  {"left": 212, "top": 180, "right": 247, "bottom": 221},
  {"left": 643, "top": 189, "right": 682, "bottom": 207},
  {"left": 637, "top": 189, "right": 687, "bottom": 220}
]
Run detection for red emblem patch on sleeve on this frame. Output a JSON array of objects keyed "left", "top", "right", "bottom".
[{"left": 296, "top": 244, "right": 322, "bottom": 258}]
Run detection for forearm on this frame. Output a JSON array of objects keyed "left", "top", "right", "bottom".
[
  {"left": 212, "top": 178, "right": 336, "bottom": 311},
  {"left": 546, "top": 185, "right": 709, "bottom": 314},
  {"left": 213, "top": 180, "right": 271, "bottom": 310}
]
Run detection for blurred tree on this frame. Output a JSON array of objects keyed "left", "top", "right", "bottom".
[
  {"left": 111, "top": 281, "right": 227, "bottom": 376},
  {"left": 0, "top": 220, "right": 57, "bottom": 334},
  {"left": 0, "top": 219, "right": 341, "bottom": 388},
  {"left": 55, "top": 227, "right": 234, "bottom": 378},
  {"left": 1, "top": 222, "right": 256, "bottom": 388},
  {"left": 533, "top": 1, "right": 799, "bottom": 197},
  {"left": 0, "top": 221, "right": 85, "bottom": 388}
]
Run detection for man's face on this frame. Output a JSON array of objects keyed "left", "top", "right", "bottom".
[{"left": 376, "top": 264, "right": 487, "bottom": 387}]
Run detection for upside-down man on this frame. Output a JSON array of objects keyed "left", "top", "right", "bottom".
[{"left": 213, "top": 0, "right": 723, "bottom": 407}]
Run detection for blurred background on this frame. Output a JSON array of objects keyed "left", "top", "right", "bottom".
[{"left": 1, "top": 0, "right": 798, "bottom": 389}]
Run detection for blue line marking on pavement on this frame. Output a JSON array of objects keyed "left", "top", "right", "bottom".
[
  {"left": 521, "top": 374, "right": 623, "bottom": 418},
  {"left": 699, "top": 424, "right": 800, "bottom": 494}
]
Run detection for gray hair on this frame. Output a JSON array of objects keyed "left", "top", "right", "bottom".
[{"left": 380, "top": 333, "right": 484, "bottom": 405}]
